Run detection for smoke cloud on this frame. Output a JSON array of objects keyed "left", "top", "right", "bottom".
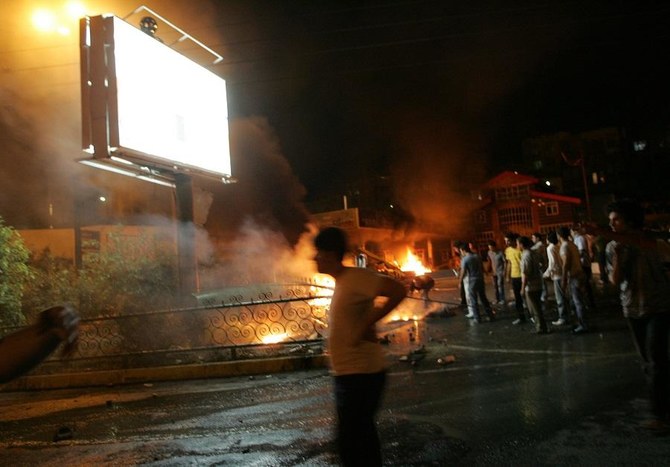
[
  {"left": 0, "top": 1, "right": 314, "bottom": 293},
  {"left": 205, "top": 116, "right": 311, "bottom": 246}
]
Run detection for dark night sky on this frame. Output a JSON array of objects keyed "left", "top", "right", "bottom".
[
  {"left": 209, "top": 0, "right": 670, "bottom": 199},
  {"left": 2, "top": 0, "right": 670, "bottom": 242}
]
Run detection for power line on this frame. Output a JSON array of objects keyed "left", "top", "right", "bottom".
[
  {"left": 2, "top": 3, "right": 668, "bottom": 85},
  {"left": 189, "top": 1, "right": 582, "bottom": 47},
  {"left": 1, "top": 1, "right": 662, "bottom": 59},
  {"left": 207, "top": 7, "right": 670, "bottom": 68}
]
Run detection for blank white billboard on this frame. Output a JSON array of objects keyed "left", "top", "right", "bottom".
[{"left": 81, "top": 15, "right": 231, "bottom": 179}]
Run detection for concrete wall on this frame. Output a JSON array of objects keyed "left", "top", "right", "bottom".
[{"left": 18, "top": 228, "right": 75, "bottom": 259}]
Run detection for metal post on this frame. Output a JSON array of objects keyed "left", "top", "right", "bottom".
[
  {"left": 74, "top": 201, "right": 82, "bottom": 270},
  {"left": 174, "top": 173, "right": 198, "bottom": 295},
  {"left": 579, "top": 152, "right": 592, "bottom": 221}
]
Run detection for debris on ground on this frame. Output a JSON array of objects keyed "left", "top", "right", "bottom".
[
  {"left": 437, "top": 355, "right": 456, "bottom": 365},
  {"left": 53, "top": 426, "right": 73, "bottom": 442}
]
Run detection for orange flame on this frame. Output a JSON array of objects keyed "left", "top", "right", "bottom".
[
  {"left": 261, "top": 333, "right": 289, "bottom": 344},
  {"left": 400, "top": 248, "right": 431, "bottom": 275},
  {"left": 310, "top": 274, "right": 335, "bottom": 307}
]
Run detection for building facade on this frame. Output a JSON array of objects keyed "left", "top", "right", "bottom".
[{"left": 469, "top": 171, "right": 580, "bottom": 253}]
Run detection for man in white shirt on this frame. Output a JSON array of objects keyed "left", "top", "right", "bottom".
[
  {"left": 313, "top": 227, "right": 406, "bottom": 466},
  {"left": 543, "top": 231, "right": 567, "bottom": 325},
  {"left": 604, "top": 199, "right": 670, "bottom": 430}
]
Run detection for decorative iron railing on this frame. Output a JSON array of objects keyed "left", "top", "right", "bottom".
[{"left": 0, "top": 283, "right": 332, "bottom": 375}]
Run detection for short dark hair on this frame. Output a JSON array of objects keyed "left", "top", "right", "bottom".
[
  {"left": 532, "top": 232, "right": 543, "bottom": 240},
  {"left": 504, "top": 232, "right": 518, "bottom": 241},
  {"left": 487, "top": 240, "right": 497, "bottom": 247},
  {"left": 517, "top": 236, "right": 533, "bottom": 249},
  {"left": 314, "top": 227, "right": 348, "bottom": 261},
  {"left": 557, "top": 226, "right": 571, "bottom": 239},
  {"left": 547, "top": 231, "right": 558, "bottom": 245},
  {"left": 607, "top": 199, "right": 644, "bottom": 229}
]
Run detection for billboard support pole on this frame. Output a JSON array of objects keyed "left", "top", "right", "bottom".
[{"left": 174, "top": 173, "right": 198, "bottom": 296}]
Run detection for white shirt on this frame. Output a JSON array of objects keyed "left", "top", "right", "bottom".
[
  {"left": 544, "top": 242, "right": 563, "bottom": 281},
  {"left": 327, "top": 267, "right": 388, "bottom": 375}
]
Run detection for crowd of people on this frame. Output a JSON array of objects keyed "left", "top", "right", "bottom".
[
  {"left": 452, "top": 199, "right": 670, "bottom": 433},
  {"left": 456, "top": 224, "right": 603, "bottom": 335},
  {"left": 313, "top": 200, "right": 670, "bottom": 465},
  {"left": 1, "top": 199, "right": 667, "bottom": 467}
]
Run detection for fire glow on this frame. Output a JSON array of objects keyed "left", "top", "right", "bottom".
[
  {"left": 255, "top": 275, "right": 333, "bottom": 346},
  {"left": 400, "top": 248, "right": 431, "bottom": 275},
  {"left": 309, "top": 274, "right": 335, "bottom": 307},
  {"left": 261, "top": 333, "right": 288, "bottom": 345}
]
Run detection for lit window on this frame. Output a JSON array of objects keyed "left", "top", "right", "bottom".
[
  {"left": 633, "top": 140, "right": 647, "bottom": 151},
  {"left": 499, "top": 207, "right": 532, "bottom": 228},
  {"left": 495, "top": 185, "right": 530, "bottom": 201},
  {"left": 545, "top": 202, "right": 559, "bottom": 216}
]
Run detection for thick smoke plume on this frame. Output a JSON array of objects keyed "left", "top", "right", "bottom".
[
  {"left": 205, "top": 116, "right": 311, "bottom": 246},
  {"left": 1, "top": 1, "right": 314, "bottom": 294}
]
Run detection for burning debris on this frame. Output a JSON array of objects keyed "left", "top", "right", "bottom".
[{"left": 437, "top": 355, "right": 456, "bottom": 365}]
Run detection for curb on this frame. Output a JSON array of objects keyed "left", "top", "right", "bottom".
[{"left": 2, "top": 354, "right": 329, "bottom": 391}]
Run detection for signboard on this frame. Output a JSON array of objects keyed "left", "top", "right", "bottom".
[
  {"left": 80, "top": 15, "right": 231, "bottom": 181},
  {"left": 311, "top": 208, "right": 360, "bottom": 230}
]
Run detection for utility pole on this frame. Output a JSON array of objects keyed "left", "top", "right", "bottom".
[
  {"left": 174, "top": 173, "right": 198, "bottom": 295},
  {"left": 561, "top": 150, "right": 592, "bottom": 221}
]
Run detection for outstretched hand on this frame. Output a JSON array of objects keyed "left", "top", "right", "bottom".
[{"left": 38, "top": 305, "right": 80, "bottom": 357}]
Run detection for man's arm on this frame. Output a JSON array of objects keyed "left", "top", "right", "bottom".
[
  {"left": 608, "top": 242, "right": 630, "bottom": 287},
  {"left": 0, "top": 306, "right": 79, "bottom": 384},
  {"left": 560, "top": 248, "right": 570, "bottom": 290},
  {"left": 367, "top": 277, "right": 408, "bottom": 325},
  {"left": 520, "top": 256, "right": 528, "bottom": 291},
  {"left": 543, "top": 247, "right": 553, "bottom": 278},
  {"left": 358, "top": 277, "right": 407, "bottom": 343},
  {"left": 504, "top": 251, "right": 511, "bottom": 281}
]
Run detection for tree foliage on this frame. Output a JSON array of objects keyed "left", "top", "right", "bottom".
[
  {"left": 0, "top": 217, "right": 33, "bottom": 326},
  {"left": 21, "top": 228, "right": 180, "bottom": 321}
]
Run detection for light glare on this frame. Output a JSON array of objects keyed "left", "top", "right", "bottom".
[
  {"left": 111, "top": 17, "right": 231, "bottom": 177},
  {"left": 66, "top": 1, "right": 87, "bottom": 19},
  {"left": 32, "top": 9, "right": 56, "bottom": 32}
]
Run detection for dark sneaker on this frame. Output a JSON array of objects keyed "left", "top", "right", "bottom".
[{"left": 573, "top": 325, "right": 588, "bottom": 334}]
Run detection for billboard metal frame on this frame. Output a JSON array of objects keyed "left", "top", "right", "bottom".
[{"left": 79, "top": 13, "right": 230, "bottom": 187}]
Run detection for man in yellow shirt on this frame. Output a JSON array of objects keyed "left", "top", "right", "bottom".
[{"left": 504, "top": 232, "right": 526, "bottom": 324}]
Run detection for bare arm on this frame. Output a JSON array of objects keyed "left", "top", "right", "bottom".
[
  {"left": 367, "top": 277, "right": 408, "bottom": 325},
  {"left": 560, "top": 250, "right": 570, "bottom": 290},
  {"left": 609, "top": 243, "right": 629, "bottom": 287},
  {"left": 359, "top": 277, "right": 407, "bottom": 343},
  {"left": 0, "top": 306, "right": 79, "bottom": 384}
]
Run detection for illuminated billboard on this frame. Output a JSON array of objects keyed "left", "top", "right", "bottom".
[{"left": 80, "top": 15, "right": 231, "bottom": 182}]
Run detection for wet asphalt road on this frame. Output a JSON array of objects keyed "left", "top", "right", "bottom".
[{"left": 1, "top": 279, "right": 669, "bottom": 466}]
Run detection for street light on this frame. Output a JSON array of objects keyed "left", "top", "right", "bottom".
[
  {"left": 561, "top": 150, "right": 592, "bottom": 221},
  {"left": 31, "top": 1, "right": 87, "bottom": 36},
  {"left": 31, "top": 9, "right": 57, "bottom": 32}
]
